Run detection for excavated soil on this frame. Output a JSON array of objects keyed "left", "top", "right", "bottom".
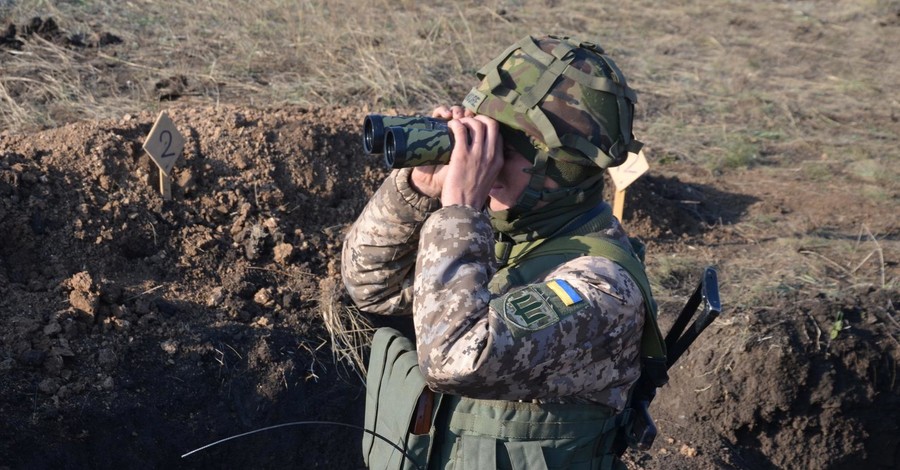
[
  {"left": 1, "top": 10, "right": 899, "bottom": 470},
  {"left": 1, "top": 104, "right": 897, "bottom": 470}
]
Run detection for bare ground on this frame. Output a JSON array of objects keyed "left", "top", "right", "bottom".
[{"left": 1, "top": 3, "right": 899, "bottom": 470}]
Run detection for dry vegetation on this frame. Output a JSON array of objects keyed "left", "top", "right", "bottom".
[
  {"left": 3, "top": 0, "right": 899, "bottom": 176},
  {"left": 3, "top": 1, "right": 898, "bottom": 298},
  {"left": 1, "top": 0, "right": 899, "bottom": 468}
]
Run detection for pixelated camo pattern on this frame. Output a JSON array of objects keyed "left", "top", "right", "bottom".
[
  {"left": 341, "top": 168, "right": 440, "bottom": 315},
  {"left": 342, "top": 170, "right": 643, "bottom": 410}
]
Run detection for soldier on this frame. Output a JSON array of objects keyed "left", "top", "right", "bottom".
[{"left": 342, "top": 34, "right": 664, "bottom": 470}]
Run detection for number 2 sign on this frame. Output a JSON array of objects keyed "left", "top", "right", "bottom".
[
  {"left": 143, "top": 112, "right": 184, "bottom": 178},
  {"left": 143, "top": 112, "right": 184, "bottom": 200}
]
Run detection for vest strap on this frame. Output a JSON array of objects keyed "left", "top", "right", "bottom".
[
  {"left": 504, "top": 441, "right": 549, "bottom": 470},
  {"left": 459, "top": 435, "right": 496, "bottom": 470}
]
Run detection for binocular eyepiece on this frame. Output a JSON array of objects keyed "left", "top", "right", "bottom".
[{"left": 363, "top": 115, "right": 454, "bottom": 169}]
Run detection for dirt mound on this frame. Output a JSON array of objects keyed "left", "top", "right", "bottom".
[
  {"left": 1, "top": 106, "right": 897, "bottom": 469},
  {"left": 638, "top": 287, "right": 899, "bottom": 470},
  {"left": 0, "top": 105, "right": 380, "bottom": 468}
]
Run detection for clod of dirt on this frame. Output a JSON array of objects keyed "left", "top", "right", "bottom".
[
  {"left": 155, "top": 75, "right": 190, "bottom": 101},
  {"left": 68, "top": 31, "right": 123, "bottom": 48},
  {"left": 67, "top": 272, "right": 102, "bottom": 319},
  {"left": 0, "top": 23, "right": 24, "bottom": 50},
  {"left": 23, "top": 17, "right": 62, "bottom": 41},
  {"left": 273, "top": 242, "right": 294, "bottom": 265}
]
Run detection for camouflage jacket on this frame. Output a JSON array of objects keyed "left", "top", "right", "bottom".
[{"left": 342, "top": 168, "right": 644, "bottom": 411}]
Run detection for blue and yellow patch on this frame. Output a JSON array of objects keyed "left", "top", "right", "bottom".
[
  {"left": 491, "top": 279, "right": 587, "bottom": 338},
  {"left": 546, "top": 279, "right": 583, "bottom": 306}
]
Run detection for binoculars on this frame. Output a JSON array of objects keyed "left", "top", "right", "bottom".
[{"left": 362, "top": 115, "right": 454, "bottom": 169}]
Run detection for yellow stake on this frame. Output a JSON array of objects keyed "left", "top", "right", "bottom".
[
  {"left": 613, "top": 188, "right": 626, "bottom": 221},
  {"left": 607, "top": 150, "right": 649, "bottom": 225}
]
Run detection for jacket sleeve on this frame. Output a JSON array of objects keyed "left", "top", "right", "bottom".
[
  {"left": 413, "top": 205, "right": 644, "bottom": 410},
  {"left": 341, "top": 168, "right": 441, "bottom": 316}
]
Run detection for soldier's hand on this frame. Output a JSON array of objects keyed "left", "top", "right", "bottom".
[
  {"left": 409, "top": 106, "right": 474, "bottom": 198},
  {"left": 410, "top": 165, "right": 448, "bottom": 199},
  {"left": 441, "top": 115, "right": 504, "bottom": 210},
  {"left": 431, "top": 105, "right": 473, "bottom": 121}
]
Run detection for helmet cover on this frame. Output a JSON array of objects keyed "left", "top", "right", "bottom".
[{"left": 463, "top": 34, "right": 642, "bottom": 177}]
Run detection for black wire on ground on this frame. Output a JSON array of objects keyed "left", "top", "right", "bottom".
[{"left": 180, "top": 420, "right": 424, "bottom": 470}]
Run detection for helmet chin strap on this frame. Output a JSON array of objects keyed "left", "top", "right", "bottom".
[
  {"left": 510, "top": 150, "right": 550, "bottom": 215},
  {"left": 507, "top": 149, "right": 607, "bottom": 216},
  {"left": 496, "top": 125, "right": 607, "bottom": 219}
]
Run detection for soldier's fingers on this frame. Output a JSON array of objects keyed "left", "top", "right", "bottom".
[
  {"left": 431, "top": 106, "right": 453, "bottom": 120},
  {"left": 466, "top": 117, "right": 503, "bottom": 169},
  {"left": 410, "top": 165, "right": 447, "bottom": 199},
  {"left": 447, "top": 119, "right": 471, "bottom": 154},
  {"left": 449, "top": 106, "right": 468, "bottom": 120},
  {"left": 460, "top": 117, "right": 486, "bottom": 152},
  {"left": 472, "top": 115, "right": 500, "bottom": 156}
]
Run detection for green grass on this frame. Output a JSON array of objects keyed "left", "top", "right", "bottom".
[
  {"left": 803, "top": 162, "right": 833, "bottom": 181},
  {"left": 720, "top": 137, "right": 760, "bottom": 170}
]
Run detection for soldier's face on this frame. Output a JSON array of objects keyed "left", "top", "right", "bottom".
[{"left": 488, "top": 145, "right": 558, "bottom": 211}]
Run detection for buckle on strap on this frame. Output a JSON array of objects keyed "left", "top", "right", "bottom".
[
  {"left": 494, "top": 241, "right": 513, "bottom": 266},
  {"left": 517, "top": 186, "right": 543, "bottom": 211}
]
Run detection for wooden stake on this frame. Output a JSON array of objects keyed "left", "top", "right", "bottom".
[
  {"left": 608, "top": 150, "right": 649, "bottom": 225},
  {"left": 160, "top": 168, "right": 172, "bottom": 201},
  {"left": 143, "top": 111, "right": 184, "bottom": 200},
  {"left": 613, "top": 188, "right": 626, "bottom": 221}
]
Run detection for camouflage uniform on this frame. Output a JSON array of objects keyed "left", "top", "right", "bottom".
[
  {"left": 342, "top": 167, "right": 644, "bottom": 411},
  {"left": 348, "top": 35, "right": 658, "bottom": 469}
]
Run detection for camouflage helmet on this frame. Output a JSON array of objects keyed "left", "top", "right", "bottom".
[{"left": 463, "top": 35, "right": 642, "bottom": 187}]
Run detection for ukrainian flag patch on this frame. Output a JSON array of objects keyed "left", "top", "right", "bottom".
[{"left": 546, "top": 279, "right": 583, "bottom": 306}]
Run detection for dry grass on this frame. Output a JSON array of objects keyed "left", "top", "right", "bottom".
[
  {"left": 706, "top": 225, "right": 898, "bottom": 314},
  {"left": 2, "top": 0, "right": 538, "bottom": 130},
  {"left": 2, "top": 0, "right": 898, "bottom": 364},
  {"left": 3, "top": 0, "right": 899, "bottom": 177},
  {"left": 318, "top": 276, "right": 373, "bottom": 377}
]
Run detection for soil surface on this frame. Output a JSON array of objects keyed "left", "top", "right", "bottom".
[
  {"left": 1, "top": 12, "right": 899, "bottom": 470},
  {"left": 1, "top": 103, "right": 897, "bottom": 470}
]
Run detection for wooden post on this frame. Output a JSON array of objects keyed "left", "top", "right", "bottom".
[
  {"left": 160, "top": 168, "right": 172, "bottom": 201},
  {"left": 607, "top": 150, "right": 650, "bottom": 226},
  {"left": 613, "top": 188, "right": 626, "bottom": 221},
  {"left": 143, "top": 111, "right": 184, "bottom": 200}
]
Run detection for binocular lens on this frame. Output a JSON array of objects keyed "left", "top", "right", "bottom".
[
  {"left": 384, "top": 131, "right": 399, "bottom": 169},
  {"left": 363, "top": 115, "right": 383, "bottom": 154},
  {"left": 362, "top": 115, "right": 453, "bottom": 168}
]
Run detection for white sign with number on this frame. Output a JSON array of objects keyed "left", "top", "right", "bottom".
[
  {"left": 608, "top": 150, "right": 649, "bottom": 190},
  {"left": 143, "top": 112, "right": 184, "bottom": 177}
]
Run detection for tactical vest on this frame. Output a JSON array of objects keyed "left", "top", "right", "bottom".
[{"left": 364, "top": 213, "right": 665, "bottom": 470}]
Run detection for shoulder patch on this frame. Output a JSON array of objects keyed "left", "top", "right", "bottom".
[
  {"left": 491, "top": 282, "right": 588, "bottom": 338},
  {"left": 546, "top": 279, "right": 583, "bottom": 306}
]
